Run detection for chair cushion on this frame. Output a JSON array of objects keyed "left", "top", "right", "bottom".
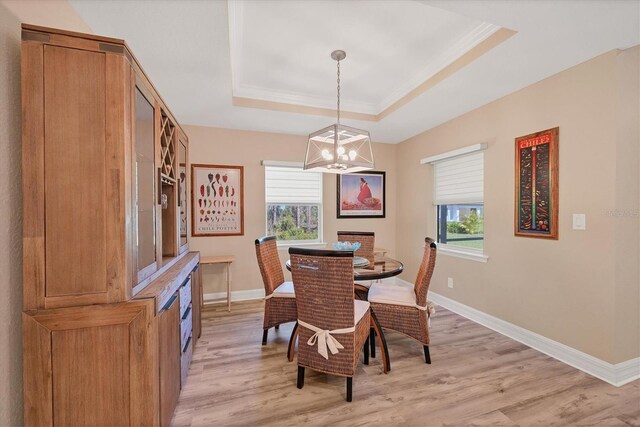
[
  {"left": 368, "top": 283, "right": 417, "bottom": 308},
  {"left": 354, "top": 300, "right": 370, "bottom": 325},
  {"left": 354, "top": 281, "right": 372, "bottom": 289},
  {"left": 272, "top": 281, "right": 295, "bottom": 298}
]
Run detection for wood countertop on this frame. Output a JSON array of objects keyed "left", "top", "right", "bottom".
[{"left": 133, "top": 252, "right": 200, "bottom": 314}]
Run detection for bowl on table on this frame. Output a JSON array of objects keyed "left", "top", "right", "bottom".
[{"left": 332, "top": 241, "right": 361, "bottom": 252}]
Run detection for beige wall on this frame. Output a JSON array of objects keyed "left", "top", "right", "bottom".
[
  {"left": 1, "top": 0, "right": 92, "bottom": 33},
  {"left": 0, "top": 4, "right": 23, "bottom": 425},
  {"left": 184, "top": 125, "right": 396, "bottom": 296},
  {"left": 614, "top": 46, "right": 640, "bottom": 363},
  {"left": 396, "top": 48, "right": 640, "bottom": 364}
]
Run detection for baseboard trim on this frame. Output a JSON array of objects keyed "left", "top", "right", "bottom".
[
  {"left": 418, "top": 286, "right": 640, "bottom": 387},
  {"left": 613, "top": 357, "right": 640, "bottom": 386},
  {"left": 208, "top": 280, "right": 640, "bottom": 386},
  {"left": 203, "top": 288, "right": 265, "bottom": 303},
  {"left": 388, "top": 278, "right": 640, "bottom": 387}
]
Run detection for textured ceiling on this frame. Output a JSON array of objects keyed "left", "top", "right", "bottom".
[
  {"left": 69, "top": 0, "right": 640, "bottom": 143},
  {"left": 228, "top": 0, "right": 500, "bottom": 114}
]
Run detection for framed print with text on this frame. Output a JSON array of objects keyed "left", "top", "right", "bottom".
[
  {"left": 515, "top": 127, "right": 559, "bottom": 239},
  {"left": 191, "top": 164, "right": 244, "bottom": 236}
]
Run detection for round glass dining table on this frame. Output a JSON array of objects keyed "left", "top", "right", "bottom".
[{"left": 285, "top": 255, "right": 403, "bottom": 373}]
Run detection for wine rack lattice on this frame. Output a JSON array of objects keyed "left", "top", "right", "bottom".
[{"left": 160, "top": 110, "right": 176, "bottom": 182}]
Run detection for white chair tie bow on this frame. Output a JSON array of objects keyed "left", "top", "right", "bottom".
[
  {"left": 298, "top": 320, "right": 355, "bottom": 360},
  {"left": 415, "top": 301, "right": 436, "bottom": 325},
  {"left": 415, "top": 301, "right": 436, "bottom": 316}
]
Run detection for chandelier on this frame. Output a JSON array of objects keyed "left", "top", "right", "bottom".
[{"left": 303, "top": 50, "right": 374, "bottom": 174}]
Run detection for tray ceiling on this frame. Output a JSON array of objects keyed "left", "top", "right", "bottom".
[
  {"left": 228, "top": 0, "right": 501, "bottom": 115},
  {"left": 68, "top": 0, "right": 640, "bottom": 143}
]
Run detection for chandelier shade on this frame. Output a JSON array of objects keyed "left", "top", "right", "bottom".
[
  {"left": 304, "top": 123, "right": 374, "bottom": 174},
  {"left": 303, "top": 51, "right": 374, "bottom": 174}
]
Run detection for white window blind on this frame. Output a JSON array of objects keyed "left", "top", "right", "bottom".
[
  {"left": 433, "top": 151, "right": 484, "bottom": 205},
  {"left": 265, "top": 166, "right": 322, "bottom": 204}
]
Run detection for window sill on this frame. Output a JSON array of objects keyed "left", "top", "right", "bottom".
[
  {"left": 276, "top": 241, "right": 327, "bottom": 249},
  {"left": 438, "top": 245, "right": 488, "bottom": 263}
]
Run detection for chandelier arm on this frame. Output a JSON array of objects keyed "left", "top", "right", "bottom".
[
  {"left": 311, "top": 139, "right": 324, "bottom": 157},
  {"left": 349, "top": 140, "right": 366, "bottom": 160},
  {"left": 351, "top": 138, "right": 366, "bottom": 152}
]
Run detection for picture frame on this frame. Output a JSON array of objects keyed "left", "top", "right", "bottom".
[
  {"left": 337, "top": 171, "right": 386, "bottom": 218},
  {"left": 514, "top": 127, "right": 559, "bottom": 239},
  {"left": 191, "top": 164, "right": 244, "bottom": 236}
]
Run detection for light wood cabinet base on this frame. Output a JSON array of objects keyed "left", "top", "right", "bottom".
[
  {"left": 23, "top": 252, "right": 201, "bottom": 426},
  {"left": 23, "top": 300, "right": 159, "bottom": 426}
]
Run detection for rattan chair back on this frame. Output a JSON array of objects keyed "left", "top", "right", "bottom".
[
  {"left": 255, "top": 236, "right": 285, "bottom": 295},
  {"left": 290, "top": 248, "right": 367, "bottom": 377},
  {"left": 414, "top": 237, "right": 437, "bottom": 307},
  {"left": 337, "top": 231, "right": 375, "bottom": 265},
  {"left": 289, "top": 248, "right": 355, "bottom": 331}
]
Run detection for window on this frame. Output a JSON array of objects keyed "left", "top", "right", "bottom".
[
  {"left": 437, "top": 204, "right": 484, "bottom": 250},
  {"left": 265, "top": 164, "right": 322, "bottom": 244},
  {"left": 425, "top": 146, "right": 486, "bottom": 260}
]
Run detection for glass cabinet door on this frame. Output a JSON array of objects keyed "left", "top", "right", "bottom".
[
  {"left": 135, "top": 88, "right": 157, "bottom": 280},
  {"left": 179, "top": 139, "right": 188, "bottom": 248}
]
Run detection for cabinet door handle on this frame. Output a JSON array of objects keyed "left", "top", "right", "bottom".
[
  {"left": 177, "top": 179, "right": 181, "bottom": 207},
  {"left": 181, "top": 305, "right": 192, "bottom": 321},
  {"left": 157, "top": 167, "right": 162, "bottom": 205},
  {"left": 162, "top": 292, "right": 178, "bottom": 311}
]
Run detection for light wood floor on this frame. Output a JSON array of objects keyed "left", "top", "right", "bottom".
[{"left": 173, "top": 301, "right": 639, "bottom": 426}]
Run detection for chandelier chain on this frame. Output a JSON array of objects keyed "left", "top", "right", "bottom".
[{"left": 336, "top": 59, "right": 341, "bottom": 124}]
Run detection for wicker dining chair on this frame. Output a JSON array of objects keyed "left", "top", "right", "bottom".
[
  {"left": 289, "top": 247, "right": 370, "bottom": 402},
  {"left": 337, "top": 231, "right": 375, "bottom": 298},
  {"left": 255, "top": 236, "right": 297, "bottom": 353},
  {"left": 368, "top": 237, "right": 437, "bottom": 363}
]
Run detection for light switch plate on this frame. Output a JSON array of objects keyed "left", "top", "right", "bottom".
[{"left": 573, "top": 214, "right": 586, "bottom": 230}]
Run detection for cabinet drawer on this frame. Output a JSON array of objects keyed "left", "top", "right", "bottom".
[
  {"left": 179, "top": 279, "right": 192, "bottom": 317},
  {"left": 180, "top": 305, "right": 192, "bottom": 351},
  {"left": 181, "top": 336, "right": 193, "bottom": 387},
  {"left": 158, "top": 292, "right": 181, "bottom": 427}
]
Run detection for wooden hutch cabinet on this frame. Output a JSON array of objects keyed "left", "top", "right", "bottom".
[{"left": 21, "top": 24, "right": 202, "bottom": 426}]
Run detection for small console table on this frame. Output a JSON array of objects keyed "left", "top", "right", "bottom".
[{"left": 200, "top": 255, "right": 235, "bottom": 311}]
